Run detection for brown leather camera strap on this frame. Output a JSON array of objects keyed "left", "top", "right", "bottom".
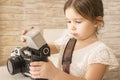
[{"left": 62, "top": 38, "right": 77, "bottom": 74}]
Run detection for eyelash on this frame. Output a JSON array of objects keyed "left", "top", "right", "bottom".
[
  {"left": 75, "top": 21, "right": 82, "bottom": 23},
  {"left": 66, "top": 21, "right": 71, "bottom": 23},
  {"left": 66, "top": 21, "right": 82, "bottom": 24}
]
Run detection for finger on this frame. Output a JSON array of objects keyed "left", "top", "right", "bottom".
[
  {"left": 30, "top": 70, "right": 40, "bottom": 75},
  {"left": 31, "top": 73, "right": 46, "bottom": 79},
  {"left": 29, "top": 66, "right": 41, "bottom": 71},
  {"left": 21, "top": 29, "right": 28, "bottom": 35},
  {"left": 20, "top": 29, "right": 27, "bottom": 43},
  {"left": 21, "top": 26, "right": 34, "bottom": 35},
  {"left": 20, "top": 36, "right": 26, "bottom": 42},
  {"left": 29, "top": 68, "right": 41, "bottom": 79},
  {"left": 20, "top": 27, "right": 35, "bottom": 43},
  {"left": 30, "top": 62, "right": 45, "bottom": 66},
  {"left": 31, "top": 74, "right": 41, "bottom": 79},
  {"left": 29, "top": 67, "right": 41, "bottom": 78}
]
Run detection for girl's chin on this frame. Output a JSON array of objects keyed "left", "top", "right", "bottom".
[
  {"left": 72, "top": 33, "right": 78, "bottom": 36},
  {"left": 69, "top": 33, "right": 78, "bottom": 38}
]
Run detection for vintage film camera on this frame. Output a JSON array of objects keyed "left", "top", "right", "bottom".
[{"left": 7, "top": 29, "right": 50, "bottom": 80}]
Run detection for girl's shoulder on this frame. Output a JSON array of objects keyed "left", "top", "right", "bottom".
[
  {"left": 85, "top": 40, "right": 113, "bottom": 53},
  {"left": 87, "top": 40, "right": 119, "bottom": 70},
  {"left": 76, "top": 40, "right": 111, "bottom": 53}
]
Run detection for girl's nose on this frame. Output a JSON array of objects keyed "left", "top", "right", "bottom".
[{"left": 69, "top": 23, "right": 76, "bottom": 30}]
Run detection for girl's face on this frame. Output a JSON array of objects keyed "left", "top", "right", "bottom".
[{"left": 65, "top": 8, "right": 98, "bottom": 40}]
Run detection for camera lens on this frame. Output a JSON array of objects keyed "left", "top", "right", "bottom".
[
  {"left": 7, "top": 56, "right": 25, "bottom": 75},
  {"left": 7, "top": 60, "right": 13, "bottom": 74}
]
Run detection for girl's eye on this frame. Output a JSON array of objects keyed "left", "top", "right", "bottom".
[
  {"left": 66, "top": 21, "right": 71, "bottom": 23},
  {"left": 75, "top": 21, "right": 82, "bottom": 23}
]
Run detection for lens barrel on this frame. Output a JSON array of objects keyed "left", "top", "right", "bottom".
[{"left": 7, "top": 56, "right": 25, "bottom": 75}]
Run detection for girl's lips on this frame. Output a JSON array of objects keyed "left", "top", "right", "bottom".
[
  {"left": 70, "top": 32, "right": 77, "bottom": 35},
  {"left": 69, "top": 32, "right": 78, "bottom": 36}
]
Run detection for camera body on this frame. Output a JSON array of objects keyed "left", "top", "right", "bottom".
[{"left": 7, "top": 29, "right": 50, "bottom": 78}]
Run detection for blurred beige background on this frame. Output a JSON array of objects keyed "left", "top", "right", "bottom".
[{"left": 0, "top": 0, "right": 120, "bottom": 79}]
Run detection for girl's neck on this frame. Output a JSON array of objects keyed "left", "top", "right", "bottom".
[{"left": 75, "top": 35, "right": 98, "bottom": 50}]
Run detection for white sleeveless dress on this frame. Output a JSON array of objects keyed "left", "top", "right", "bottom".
[{"left": 53, "top": 34, "right": 119, "bottom": 78}]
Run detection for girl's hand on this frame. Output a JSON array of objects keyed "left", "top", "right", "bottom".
[
  {"left": 29, "top": 61, "right": 59, "bottom": 80},
  {"left": 20, "top": 27, "right": 34, "bottom": 42}
]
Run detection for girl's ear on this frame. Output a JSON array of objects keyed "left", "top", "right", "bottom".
[{"left": 94, "top": 16, "right": 103, "bottom": 27}]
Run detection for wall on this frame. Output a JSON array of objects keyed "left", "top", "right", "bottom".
[
  {"left": 0, "top": 0, "right": 66, "bottom": 66},
  {"left": 0, "top": 0, "right": 24, "bottom": 66},
  {"left": 0, "top": 0, "right": 120, "bottom": 79}
]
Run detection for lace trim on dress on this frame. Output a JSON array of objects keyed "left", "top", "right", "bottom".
[{"left": 88, "top": 43, "right": 119, "bottom": 70}]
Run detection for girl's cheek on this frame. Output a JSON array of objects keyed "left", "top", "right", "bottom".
[{"left": 76, "top": 26, "right": 85, "bottom": 32}]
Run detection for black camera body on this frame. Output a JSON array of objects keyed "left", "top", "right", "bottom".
[{"left": 7, "top": 29, "right": 50, "bottom": 80}]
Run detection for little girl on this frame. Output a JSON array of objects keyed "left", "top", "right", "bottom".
[{"left": 21, "top": 0, "right": 119, "bottom": 80}]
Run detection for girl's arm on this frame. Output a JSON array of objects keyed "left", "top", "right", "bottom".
[
  {"left": 48, "top": 42, "right": 59, "bottom": 54},
  {"left": 53, "top": 63, "right": 107, "bottom": 80}
]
